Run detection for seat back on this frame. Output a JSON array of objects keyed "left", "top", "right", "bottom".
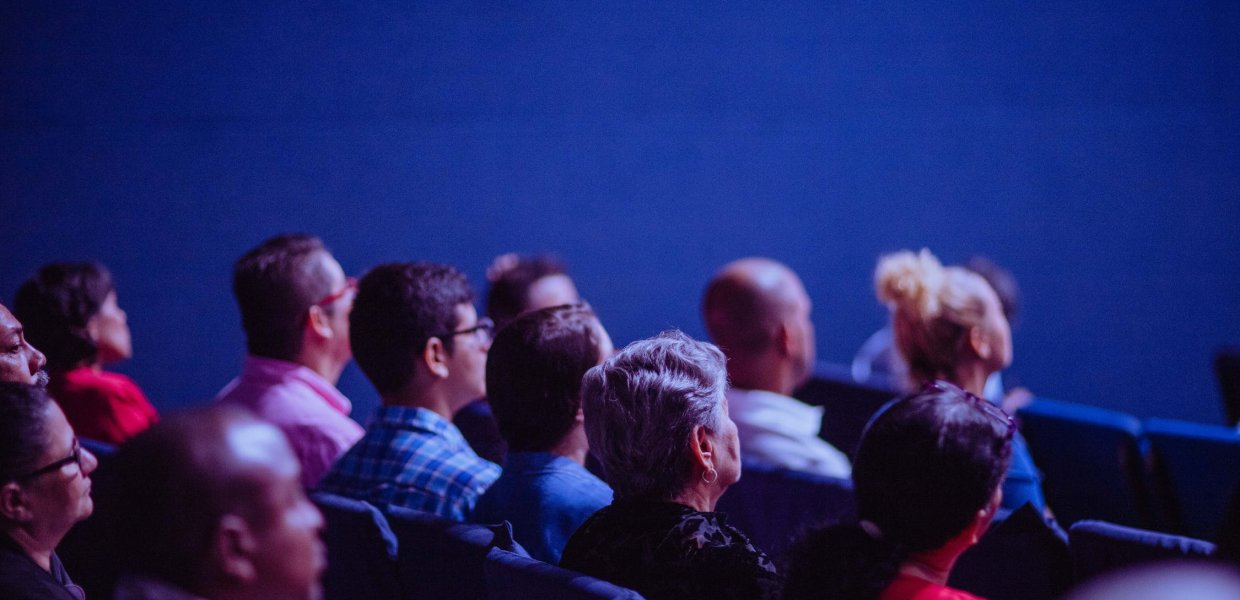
[
  {"left": 793, "top": 362, "right": 898, "bottom": 458},
  {"left": 386, "top": 505, "right": 523, "bottom": 600},
  {"left": 950, "top": 504, "right": 1073, "bottom": 600},
  {"left": 1145, "top": 418, "right": 1240, "bottom": 539},
  {"left": 1016, "top": 398, "right": 1152, "bottom": 528},
  {"left": 310, "top": 492, "right": 401, "bottom": 600},
  {"left": 715, "top": 459, "right": 855, "bottom": 564},
  {"left": 483, "top": 547, "right": 646, "bottom": 599},
  {"left": 1068, "top": 519, "right": 1216, "bottom": 583},
  {"left": 1216, "top": 346, "right": 1240, "bottom": 426}
]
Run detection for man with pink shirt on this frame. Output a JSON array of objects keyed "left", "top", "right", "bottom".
[{"left": 216, "top": 234, "right": 363, "bottom": 488}]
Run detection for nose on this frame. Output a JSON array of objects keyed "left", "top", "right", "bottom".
[
  {"left": 81, "top": 448, "right": 99, "bottom": 476},
  {"left": 28, "top": 343, "right": 46, "bottom": 374}
]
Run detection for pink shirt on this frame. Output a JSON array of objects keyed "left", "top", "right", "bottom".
[{"left": 215, "top": 356, "right": 364, "bottom": 488}]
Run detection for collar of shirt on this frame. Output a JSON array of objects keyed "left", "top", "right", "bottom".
[
  {"left": 726, "top": 387, "right": 824, "bottom": 438},
  {"left": 371, "top": 405, "right": 467, "bottom": 447},
  {"left": 239, "top": 355, "right": 353, "bottom": 416}
]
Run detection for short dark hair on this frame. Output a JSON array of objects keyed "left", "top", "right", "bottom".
[
  {"left": 783, "top": 381, "right": 1014, "bottom": 600},
  {"left": 14, "top": 262, "right": 115, "bottom": 370},
  {"left": 231, "top": 234, "right": 336, "bottom": 361},
  {"left": 350, "top": 262, "right": 474, "bottom": 395},
  {"left": 486, "top": 255, "right": 569, "bottom": 330},
  {"left": 486, "top": 304, "right": 604, "bottom": 452},
  {"left": 0, "top": 383, "right": 53, "bottom": 483},
  {"left": 102, "top": 405, "right": 280, "bottom": 590}
]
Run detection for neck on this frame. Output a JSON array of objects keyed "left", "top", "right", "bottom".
[
  {"left": 898, "top": 545, "right": 960, "bottom": 586},
  {"left": 950, "top": 361, "right": 992, "bottom": 397},
  {"left": 547, "top": 425, "right": 589, "bottom": 466},
  {"left": 4, "top": 527, "right": 55, "bottom": 572},
  {"left": 382, "top": 386, "right": 457, "bottom": 421},
  {"left": 294, "top": 348, "right": 345, "bottom": 385},
  {"left": 671, "top": 479, "right": 718, "bottom": 512},
  {"left": 727, "top": 354, "right": 796, "bottom": 396}
]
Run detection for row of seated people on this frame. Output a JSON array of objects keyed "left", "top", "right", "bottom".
[{"left": 0, "top": 233, "right": 1228, "bottom": 599}]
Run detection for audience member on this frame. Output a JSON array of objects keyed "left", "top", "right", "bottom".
[
  {"left": 215, "top": 234, "right": 363, "bottom": 488},
  {"left": 874, "top": 248, "right": 1046, "bottom": 512},
  {"left": 561, "top": 330, "right": 781, "bottom": 600},
  {"left": 1060, "top": 561, "right": 1240, "bottom": 600},
  {"left": 472, "top": 303, "right": 614, "bottom": 563},
  {"left": 317, "top": 262, "right": 500, "bottom": 520},
  {"left": 853, "top": 255, "right": 1032, "bottom": 412},
  {"left": 457, "top": 253, "right": 582, "bottom": 464},
  {"left": 0, "top": 304, "right": 49, "bottom": 386},
  {"left": 702, "top": 257, "right": 850, "bottom": 478},
  {"left": 783, "top": 381, "right": 1013, "bottom": 600},
  {"left": 105, "top": 405, "right": 325, "bottom": 600},
  {"left": 0, "top": 383, "right": 98, "bottom": 600},
  {"left": 14, "top": 262, "right": 157, "bottom": 445}
]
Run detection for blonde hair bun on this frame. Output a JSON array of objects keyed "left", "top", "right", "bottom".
[{"left": 875, "top": 248, "right": 945, "bottom": 318}]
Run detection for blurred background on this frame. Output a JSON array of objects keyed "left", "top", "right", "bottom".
[{"left": 2, "top": 2, "right": 1237, "bottom": 423}]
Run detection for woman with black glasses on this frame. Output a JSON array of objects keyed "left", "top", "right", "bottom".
[
  {"left": 783, "top": 381, "right": 1014, "bottom": 600},
  {"left": 0, "top": 382, "right": 98, "bottom": 600}
]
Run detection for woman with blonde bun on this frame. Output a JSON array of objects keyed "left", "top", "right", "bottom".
[{"left": 874, "top": 249, "right": 1046, "bottom": 512}]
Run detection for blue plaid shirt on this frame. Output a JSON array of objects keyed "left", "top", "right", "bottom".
[{"left": 317, "top": 405, "right": 501, "bottom": 521}]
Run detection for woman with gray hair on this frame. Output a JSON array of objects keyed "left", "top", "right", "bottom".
[{"left": 560, "top": 330, "right": 781, "bottom": 600}]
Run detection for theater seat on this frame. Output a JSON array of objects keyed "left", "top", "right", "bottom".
[
  {"left": 1145, "top": 418, "right": 1240, "bottom": 540},
  {"left": 484, "top": 547, "right": 645, "bottom": 599},
  {"left": 385, "top": 505, "right": 525, "bottom": 599},
  {"left": 1215, "top": 346, "right": 1240, "bottom": 426},
  {"left": 715, "top": 458, "right": 855, "bottom": 564},
  {"left": 1016, "top": 398, "right": 1153, "bottom": 528},
  {"left": 1069, "top": 520, "right": 1216, "bottom": 583},
  {"left": 309, "top": 492, "right": 401, "bottom": 600},
  {"left": 950, "top": 503, "right": 1073, "bottom": 600},
  {"left": 793, "top": 361, "right": 898, "bottom": 458}
]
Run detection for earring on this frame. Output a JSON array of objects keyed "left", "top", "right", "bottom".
[{"left": 701, "top": 467, "right": 718, "bottom": 485}]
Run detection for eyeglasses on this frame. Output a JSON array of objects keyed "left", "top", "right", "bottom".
[
  {"left": 435, "top": 317, "right": 495, "bottom": 343},
  {"left": 11, "top": 438, "right": 83, "bottom": 482},
  {"left": 315, "top": 277, "right": 358, "bottom": 307}
]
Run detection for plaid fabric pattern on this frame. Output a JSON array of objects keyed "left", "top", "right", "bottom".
[{"left": 317, "top": 405, "right": 501, "bottom": 521}]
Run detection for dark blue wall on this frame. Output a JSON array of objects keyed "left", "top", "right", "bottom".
[{"left": 3, "top": 2, "right": 1238, "bottom": 424}]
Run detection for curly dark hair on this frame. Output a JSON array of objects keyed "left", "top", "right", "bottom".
[{"left": 14, "top": 262, "right": 115, "bottom": 370}]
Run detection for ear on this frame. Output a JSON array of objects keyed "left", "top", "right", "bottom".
[
  {"left": 689, "top": 425, "right": 716, "bottom": 472},
  {"left": 967, "top": 487, "right": 1004, "bottom": 544},
  {"left": 212, "top": 514, "right": 259, "bottom": 585},
  {"left": 305, "top": 305, "right": 334, "bottom": 341},
  {"left": 775, "top": 320, "right": 796, "bottom": 357},
  {"left": 573, "top": 406, "right": 585, "bottom": 425},
  {"left": 968, "top": 325, "right": 992, "bottom": 361},
  {"left": 423, "top": 337, "right": 450, "bottom": 380},
  {"left": 84, "top": 313, "right": 102, "bottom": 344},
  {"left": 0, "top": 483, "right": 31, "bottom": 522}
]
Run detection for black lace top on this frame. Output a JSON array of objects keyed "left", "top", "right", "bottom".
[{"left": 560, "top": 500, "right": 782, "bottom": 600}]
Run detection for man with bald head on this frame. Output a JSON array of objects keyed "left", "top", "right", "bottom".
[
  {"left": 106, "top": 405, "right": 326, "bottom": 600},
  {"left": 702, "top": 258, "right": 850, "bottom": 478},
  {"left": 0, "top": 304, "right": 48, "bottom": 387}
]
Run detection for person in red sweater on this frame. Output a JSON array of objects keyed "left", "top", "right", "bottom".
[{"left": 14, "top": 262, "right": 157, "bottom": 445}]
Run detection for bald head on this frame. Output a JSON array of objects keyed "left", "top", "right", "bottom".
[
  {"left": 107, "top": 406, "right": 324, "bottom": 599},
  {"left": 703, "top": 258, "right": 805, "bottom": 357}
]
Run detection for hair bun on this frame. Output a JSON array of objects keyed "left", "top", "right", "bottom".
[{"left": 875, "top": 248, "right": 945, "bottom": 318}]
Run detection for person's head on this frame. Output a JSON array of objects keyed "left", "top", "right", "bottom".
[
  {"left": 349, "top": 262, "right": 489, "bottom": 413},
  {"left": 0, "top": 383, "right": 98, "bottom": 549},
  {"left": 14, "top": 261, "right": 130, "bottom": 371},
  {"left": 0, "top": 304, "right": 48, "bottom": 386},
  {"left": 232, "top": 234, "right": 353, "bottom": 370},
  {"left": 485, "top": 253, "right": 579, "bottom": 331},
  {"left": 963, "top": 256, "right": 1022, "bottom": 329},
  {"left": 580, "top": 330, "right": 739, "bottom": 504},
  {"left": 875, "top": 249, "right": 1012, "bottom": 387},
  {"left": 702, "top": 257, "right": 816, "bottom": 392},
  {"left": 783, "top": 381, "right": 1013, "bottom": 600},
  {"left": 106, "top": 406, "right": 324, "bottom": 600},
  {"left": 486, "top": 303, "right": 613, "bottom": 453}
]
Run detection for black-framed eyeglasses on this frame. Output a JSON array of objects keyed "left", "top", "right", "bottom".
[
  {"left": 435, "top": 317, "right": 495, "bottom": 342},
  {"left": 11, "top": 438, "right": 83, "bottom": 482}
]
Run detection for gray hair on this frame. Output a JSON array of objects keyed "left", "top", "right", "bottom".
[{"left": 580, "top": 330, "right": 728, "bottom": 501}]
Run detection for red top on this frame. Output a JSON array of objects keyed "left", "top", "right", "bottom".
[
  {"left": 880, "top": 574, "right": 986, "bottom": 600},
  {"left": 48, "top": 367, "right": 159, "bottom": 445}
]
